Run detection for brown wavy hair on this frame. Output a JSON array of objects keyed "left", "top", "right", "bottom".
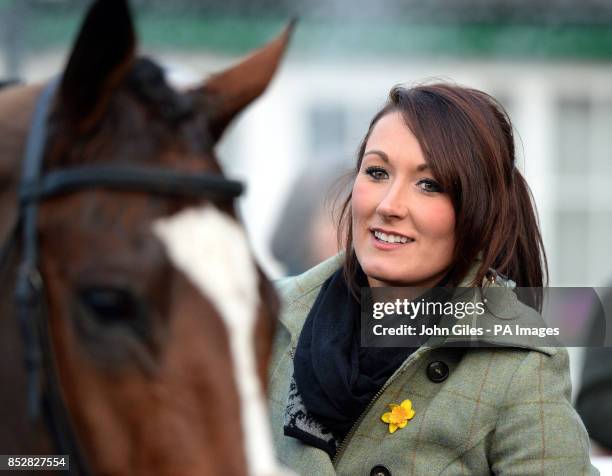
[{"left": 337, "top": 83, "right": 548, "bottom": 311}]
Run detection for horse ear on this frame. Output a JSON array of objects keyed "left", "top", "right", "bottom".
[
  {"left": 59, "top": 0, "right": 136, "bottom": 131},
  {"left": 201, "top": 20, "right": 296, "bottom": 140}
]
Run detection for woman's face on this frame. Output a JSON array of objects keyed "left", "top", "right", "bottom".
[{"left": 351, "top": 111, "right": 456, "bottom": 288}]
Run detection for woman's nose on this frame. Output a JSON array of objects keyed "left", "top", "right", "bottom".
[{"left": 376, "top": 183, "right": 409, "bottom": 219}]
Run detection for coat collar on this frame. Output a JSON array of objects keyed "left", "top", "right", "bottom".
[{"left": 278, "top": 252, "right": 556, "bottom": 356}]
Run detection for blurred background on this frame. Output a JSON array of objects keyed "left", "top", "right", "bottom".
[{"left": 1, "top": 0, "right": 612, "bottom": 463}]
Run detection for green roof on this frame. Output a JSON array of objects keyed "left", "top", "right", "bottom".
[{"left": 19, "top": 10, "right": 612, "bottom": 60}]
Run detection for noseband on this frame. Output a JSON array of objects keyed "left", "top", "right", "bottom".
[{"left": 9, "top": 79, "right": 245, "bottom": 474}]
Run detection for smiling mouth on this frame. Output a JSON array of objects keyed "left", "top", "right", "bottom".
[{"left": 372, "top": 229, "right": 415, "bottom": 244}]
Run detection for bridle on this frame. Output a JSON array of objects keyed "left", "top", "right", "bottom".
[{"left": 3, "top": 79, "right": 245, "bottom": 474}]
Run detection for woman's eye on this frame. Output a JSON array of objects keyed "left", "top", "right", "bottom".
[
  {"left": 365, "top": 166, "right": 388, "bottom": 180},
  {"left": 417, "top": 178, "right": 443, "bottom": 193}
]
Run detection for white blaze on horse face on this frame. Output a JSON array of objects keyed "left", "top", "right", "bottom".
[{"left": 152, "top": 205, "right": 284, "bottom": 476}]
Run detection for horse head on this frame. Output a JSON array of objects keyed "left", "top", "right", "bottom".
[{"left": 0, "top": 1, "right": 293, "bottom": 474}]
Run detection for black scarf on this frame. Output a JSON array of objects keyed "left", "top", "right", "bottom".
[{"left": 293, "top": 265, "right": 419, "bottom": 440}]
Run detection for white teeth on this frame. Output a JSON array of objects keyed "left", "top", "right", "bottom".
[{"left": 373, "top": 230, "right": 412, "bottom": 244}]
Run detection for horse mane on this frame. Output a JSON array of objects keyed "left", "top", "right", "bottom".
[{"left": 126, "top": 58, "right": 194, "bottom": 125}]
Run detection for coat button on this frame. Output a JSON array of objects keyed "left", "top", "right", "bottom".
[
  {"left": 370, "top": 465, "right": 391, "bottom": 476},
  {"left": 427, "top": 361, "right": 449, "bottom": 383}
]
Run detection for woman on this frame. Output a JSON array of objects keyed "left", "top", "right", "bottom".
[{"left": 267, "top": 84, "right": 597, "bottom": 475}]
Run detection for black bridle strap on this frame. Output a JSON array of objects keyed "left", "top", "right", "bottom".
[
  {"left": 20, "top": 164, "right": 244, "bottom": 204},
  {"left": 16, "top": 78, "right": 60, "bottom": 420},
  {"left": 16, "top": 78, "right": 92, "bottom": 475}
]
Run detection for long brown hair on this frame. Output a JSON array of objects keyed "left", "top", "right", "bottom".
[{"left": 337, "top": 83, "right": 548, "bottom": 311}]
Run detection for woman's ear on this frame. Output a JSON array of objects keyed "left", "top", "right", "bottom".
[{"left": 59, "top": 0, "right": 136, "bottom": 132}]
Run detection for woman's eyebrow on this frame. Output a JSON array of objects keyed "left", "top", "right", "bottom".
[
  {"left": 363, "top": 149, "right": 389, "bottom": 163},
  {"left": 364, "top": 150, "right": 430, "bottom": 172}
]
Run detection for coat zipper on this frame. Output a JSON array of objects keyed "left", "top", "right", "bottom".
[
  {"left": 331, "top": 346, "right": 434, "bottom": 467},
  {"left": 331, "top": 381, "right": 388, "bottom": 466}
]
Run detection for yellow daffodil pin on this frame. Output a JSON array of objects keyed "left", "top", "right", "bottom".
[{"left": 381, "top": 399, "right": 415, "bottom": 433}]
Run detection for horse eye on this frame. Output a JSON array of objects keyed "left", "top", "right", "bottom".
[
  {"left": 78, "top": 286, "right": 144, "bottom": 326},
  {"left": 73, "top": 286, "right": 157, "bottom": 370}
]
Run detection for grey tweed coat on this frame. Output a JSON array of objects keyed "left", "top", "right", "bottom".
[{"left": 267, "top": 254, "right": 598, "bottom": 476}]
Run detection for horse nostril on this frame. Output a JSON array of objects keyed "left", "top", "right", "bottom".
[{"left": 78, "top": 286, "right": 144, "bottom": 326}]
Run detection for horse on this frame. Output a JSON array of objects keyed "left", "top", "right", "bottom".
[{"left": 0, "top": 1, "right": 293, "bottom": 474}]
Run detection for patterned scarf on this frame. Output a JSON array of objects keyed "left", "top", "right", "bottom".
[{"left": 289, "top": 265, "right": 418, "bottom": 454}]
